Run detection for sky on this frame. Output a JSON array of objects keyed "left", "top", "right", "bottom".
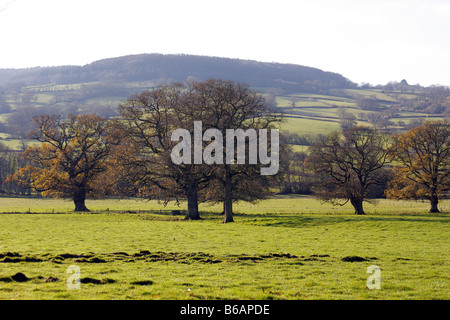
[{"left": 0, "top": 0, "right": 449, "bottom": 86}]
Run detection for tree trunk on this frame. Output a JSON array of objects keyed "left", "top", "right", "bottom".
[
  {"left": 185, "top": 183, "right": 201, "bottom": 220},
  {"left": 223, "top": 164, "right": 234, "bottom": 223},
  {"left": 429, "top": 195, "right": 440, "bottom": 213},
  {"left": 73, "top": 189, "right": 89, "bottom": 212},
  {"left": 350, "top": 197, "right": 365, "bottom": 215}
]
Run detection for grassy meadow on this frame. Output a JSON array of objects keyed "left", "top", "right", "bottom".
[
  {"left": 0, "top": 196, "right": 448, "bottom": 300},
  {"left": 0, "top": 86, "right": 448, "bottom": 301}
]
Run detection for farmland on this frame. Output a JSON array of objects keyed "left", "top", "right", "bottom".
[
  {"left": 0, "top": 196, "right": 448, "bottom": 300},
  {"left": 0, "top": 55, "right": 448, "bottom": 302},
  {"left": 1, "top": 82, "right": 448, "bottom": 153},
  {"left": 276, "top": 88, "right": 447, "bottom": 132}
]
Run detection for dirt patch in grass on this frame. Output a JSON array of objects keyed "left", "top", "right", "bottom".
[
  {"left": 0, "top": 272, "right": 29, "bottom": 282},
  {"left": 0, "top": 272, "right": 61, "bottom": 283},
  {"left": 111, "top": 252, "right": 130, "bottom": 256},
  {"left": 131, "top": 280, "right": 154, "bottom": 286},
  {"left": 74, "top": 257, "right": 107, "bottom": 263},
  {"left": 341, "top": 256, "right": 377, "bottom": 262},
  {"left": 44, "top": 276, "right": 60, "bottom": 282},
  {"left": 0, "top": 252, "right": 21, "bottom": 258},
  {"left": 0, "top": 252, "right": 43, "bottom": 263},
  {"left": 80, "top": 277, "right": 116, "bottom": 285},
  {"left": 133, "top": 251, "right": 223, "bottom": 264},
  {"left": 57, "top": 253, "right": 94, "bottom": 259},
  {"left": 0, "top": 250, "right": 337, "bottom": 265}
]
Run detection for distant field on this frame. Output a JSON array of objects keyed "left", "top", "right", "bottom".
[
  {"left": 275, "top": 88, "right": 449, "bottom": 137},
  {"left": 0, "top": 195, "right": 448, "bottom": 300},
  {"left": 0, "top": 137, "right": 26, "bottom": 150},
  {"left": 289, "top": 144, "right": 309, "bottom": 153},
  {"left": 342, "top": 89, "right": 398, "bottom": 102},
  {"left": 280, "top": 116, "right": 340, "bottom": 135},
  {"left": 0, "top": 195, "right": 448, "bottom": 215},
  {"left": 1, "top": 86, "right": 446, "bottom": 144}
]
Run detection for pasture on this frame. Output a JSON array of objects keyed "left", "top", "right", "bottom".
[
  {"left": 0, "top": 85, "right": 448, "bottom": 301},
  {"left": 0, "top": 196, "right": 448, "bottom": 300}
]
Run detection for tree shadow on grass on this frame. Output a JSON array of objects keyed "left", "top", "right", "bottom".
[{"left": 246, "top": 214, "right": 449, "bottom": 228}]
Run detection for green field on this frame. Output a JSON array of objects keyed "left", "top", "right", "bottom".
[
  {"left": 274, "top": 88, "right": 447, "bottom": 136},
  {"left": 0, "top": 196, "right": 448, "bottom": 300},
  {"left": 0, "top": 84, "right": 449, "bottom": 300},
  {"left": 2, "top": 84, "right": 446, "bottom": 146},
  {"left": 280, "top": 117, "right": 340, "bottom": 135}
]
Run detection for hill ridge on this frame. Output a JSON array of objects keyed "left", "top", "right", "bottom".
[{"left": 0, "top": 53, "right": 355, "bottom": 93}]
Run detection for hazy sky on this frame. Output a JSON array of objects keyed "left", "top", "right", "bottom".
[{"left": 0, "top": 0, "right": 449, "bottom": 86}]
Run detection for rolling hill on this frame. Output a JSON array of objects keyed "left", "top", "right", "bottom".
[
  {"left": 0, "top": 54, "right": 448, "bottom": 150},
  {"left": 0, "top": 53, "right": 355, "bottom": 93}
]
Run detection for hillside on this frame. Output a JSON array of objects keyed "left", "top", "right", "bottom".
[
  {"left": 0, "top": 54, "right": 448, "bottom": 150},
  {"left": 0, "top": 53, "right": 354, "bottom": 93}
]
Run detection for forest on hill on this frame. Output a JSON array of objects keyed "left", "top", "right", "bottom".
[{"left": 0, "top": 53, "right": 354, "bottom": 93}]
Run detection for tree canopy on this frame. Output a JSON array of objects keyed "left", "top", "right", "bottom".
[
  {"left": 306, "top": 126, "right": 391, "bottom": 214},
  {"left": 118, "top": 79, "right": 282, "bottom": 222},
  {"left": 386, "top": 120, "right": 449, "bottom": 213},
  {"left": 13, "top": 114, "right": 121, "bottom": 211}
]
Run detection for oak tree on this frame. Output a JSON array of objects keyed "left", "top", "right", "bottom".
[
  {"left": 21, "top": 114, "right": 121, "bottom": 211},
  {"left": 118, "top": 79, "right": 282, "bottom": 222},
  {"left": 306, "top": 126, "right": 391, "bottom": 215},
  {"left": 118, "top": 83, "right": 214, "bottom": 220},
  {"left": 185, "top": 79, "right": 282, "bottom": 223},
  {"left": 386, "top": 120, "right": 449, "bottom": 213}
]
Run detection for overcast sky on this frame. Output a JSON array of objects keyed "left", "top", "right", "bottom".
[{"left": 0, "top": 0, "right": 449, "bottom": 86}]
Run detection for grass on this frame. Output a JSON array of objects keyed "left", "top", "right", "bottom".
[
  {"left": 2, "top": 195, "right": 447, "bottom": 215},
  {"left": 274, "top": 88, "right": 448, "bottom": 137},
  {"left": 0, "top": 84, "right": 448, "bottom": 300},
  {"left": 289, "top": 144, "right": 309, "bottom": 153},
  {"left": 280, "top": 117, "right": 340, "bottom": 135},
  {"left": 342, "top": 89, "right": 398, "bottom": 102},
  {"left": 0, "top": 195, "right": 448, "bottom": 300},
  {"left": 0, "top": 139, "right": 26, "bottom": 151}
]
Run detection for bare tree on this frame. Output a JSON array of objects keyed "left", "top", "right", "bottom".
[
  {"left": 185, "top": 79, "right": 282, "bottom": 223},
  {"left": 306, "top": 126, "right": 391, "bottom": 214},
  {"left": 118, "top": 79, "right": 282, "bottom": 222},
  {"left": 118, "top": 83, "right": 214, "bottom": 220}
]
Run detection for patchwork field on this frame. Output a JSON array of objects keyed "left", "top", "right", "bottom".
[
  {"left": 0, "top": 196, "right": 448, "bottom": 300},
  {"left": 1, "top": 85, "right": 448, "bottom": 153}
]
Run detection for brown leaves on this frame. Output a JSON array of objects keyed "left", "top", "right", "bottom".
[
  {"left": 386, "top": 120, "right": 449, "bottom": 202},
  {"left": 19, "top": 114, "right": 123, "bottom": 206}
]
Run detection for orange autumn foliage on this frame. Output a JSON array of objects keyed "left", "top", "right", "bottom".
[
  {"left": 16, "top": 114, "right": 122, "bottom": 211},
  {"left": 386, "top": 120, "right": 449, "bottom": 213}
]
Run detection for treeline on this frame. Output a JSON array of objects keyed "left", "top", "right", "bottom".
[
  {"left": 1, "top": 80, "right": 449, "bottom": 219},
  {"left": 2, "top": 80, "right": 282, "bottom": 223},
  {"left": 358, "top": 80, "right": 450, "bottom": 115},
  {"left": 0, "top": 143, "right": 29, "bottom": 196},
  {"left": 283, "top": 132, "right": 319, "bottom": 146}
]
